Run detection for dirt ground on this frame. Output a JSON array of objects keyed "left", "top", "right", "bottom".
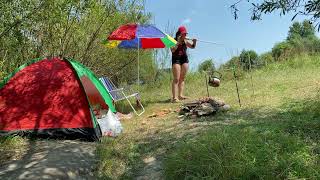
[{"left": 0, "top": 140, "right": 97, "bottom": 180}]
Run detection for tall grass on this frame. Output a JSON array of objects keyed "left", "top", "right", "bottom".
[
  {"left": 164, "top": 127, "right": 319, "bottom": 179},
  {"left": 163, "top": 54, "right": 320, "bottom": 179}
]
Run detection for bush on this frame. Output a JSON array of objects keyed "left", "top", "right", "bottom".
[
  {"left": 198, "top": 59, "right": 215, "bottom": 72},
  {"left": 272, "top": 41, "right": 293, "bottom": 61},
  {"left": 258, "top": 52, "right": 274, "bottom": 67},
  {"left": 239, "top": 50, "right": 258, "bottom": 70}
]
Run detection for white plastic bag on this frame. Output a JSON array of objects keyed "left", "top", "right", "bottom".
[{"left": 97, "top": 109, "right": 123, "bottom": 137}]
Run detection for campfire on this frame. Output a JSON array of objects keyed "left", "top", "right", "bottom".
[{"left": 179, "top": 97, "right": 230, "bottom": 117}]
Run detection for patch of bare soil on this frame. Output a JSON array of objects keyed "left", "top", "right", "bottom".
[{"left": 0, "top": 140, "right": 97, "bottom": 180}]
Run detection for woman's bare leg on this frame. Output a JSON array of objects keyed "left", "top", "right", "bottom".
[
  {"left": 172, "top": 64, "right": 181, "bottom": 101},
  {"left": 178, "top": 63, "right": 189, "bottom": 99}
]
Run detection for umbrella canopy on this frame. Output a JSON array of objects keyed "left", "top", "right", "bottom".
[{"left": 104, "top": 23, "right": 176, "bottom": 49}]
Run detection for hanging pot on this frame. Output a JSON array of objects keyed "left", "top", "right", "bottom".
[{"left": 208, "top": 71, "right": 222, "bottom": 87}]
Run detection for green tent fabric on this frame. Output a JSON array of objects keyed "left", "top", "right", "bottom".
[{"left": 68, "top": 58, "right": 116, "bottom": 112}]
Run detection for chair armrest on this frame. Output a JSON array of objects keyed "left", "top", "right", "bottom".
[{"left": 108, "top": 88, "right": 124, "bottom": 93}]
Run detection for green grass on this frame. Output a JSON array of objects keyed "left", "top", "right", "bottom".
[
  {"left": 96, "top": 54, "right": 320, "bottom": 179},
  {"left": 164, "top": 128, "right": 319, "bottom": 179},
  {"left": 163, "top": 98, "right": 320, "bottom": 179},
  {"left": 0, "top": 136, "right": 29, "bottom": 165},
  {"left": 162, "top": 54, "right": 320, "bottom": 179}
]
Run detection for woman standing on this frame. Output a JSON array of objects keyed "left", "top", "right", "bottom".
[{"left": 170, "top": 26, "right": 197, "bottom": 102}]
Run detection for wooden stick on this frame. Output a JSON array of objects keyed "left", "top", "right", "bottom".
[
  {"left": 232, "top": 65, "right": 241, "bottom": 107},
  {"left": 205, "top": 73, "right": 210, "bottom": 97}
]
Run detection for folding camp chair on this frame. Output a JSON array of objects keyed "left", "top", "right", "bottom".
[{"left": 99, "top": 77, "right": 145, "bottom": 116}]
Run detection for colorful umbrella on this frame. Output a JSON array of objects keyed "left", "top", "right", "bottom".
[
  {"left": 105, "top": 23, "right": 177, "bottom": 49},
  {"left": 104, "top": 23, "right": 176, "bottom": 86}
]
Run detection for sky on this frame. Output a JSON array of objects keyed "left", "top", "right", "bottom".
[{"left": 145, "top": 0, "right": 320, "bottom": 70}]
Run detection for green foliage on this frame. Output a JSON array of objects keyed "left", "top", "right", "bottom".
[
  {"left": 258, "top": 52, "right": 274, "bottom": 66},
  {"left": 0, "top": 0, "right": 156, "bottom": 85},
  {"left": 287, "top": 20, "right": 316, "bottom": 41},
  {"left": 231, "top": 1, "right": 320, "bottom": 30},
  {"left": 272, "top": 41, "right": 293, "bottom": 61},
  {"left": 271, "top": 20, "right": 320, "bottom": 62},
  {"left": 220, "top": 56, "right": 239, "bottom": 70},
  {"left": 198, "top": 59, "right": 215, "bottom": 72},
  {"left": 239, "top": 50, "right": 258, "bottom": 70},
  {"left": 219, "top": 56, "right": 245, "bottom": 81},
  {"left": 222, "top": 20, "right": 319, "bottom": 70}
]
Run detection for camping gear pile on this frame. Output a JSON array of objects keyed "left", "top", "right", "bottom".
[
  {"left": 179, "top": 97, "right": 230, "bottom": 118},
  {"left": 95, "top": 109, "right": 123, "bottom": 137}
]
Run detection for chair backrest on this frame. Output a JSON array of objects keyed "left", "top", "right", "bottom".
[
  {"left": 99, "top": 77, "right": 123, "bottom": 101},
  {"left": 99, "top": 77, "right": 114, "bottom": 91}
]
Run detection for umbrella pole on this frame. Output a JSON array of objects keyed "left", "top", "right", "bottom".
[{"left": 137, "top": 38, "right": 140, "bottom": 89}]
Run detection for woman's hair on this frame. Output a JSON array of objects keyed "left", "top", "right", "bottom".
[{"left": 175, "top": 31, "right": 181, "bottom": 40}]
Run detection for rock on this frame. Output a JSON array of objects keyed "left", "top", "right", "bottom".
[
  {"left": 219, "top": 104, "right": 231, "bottom": 111},
  {"left": 190, "top": 114, "right": 198, "bottom": 119},
  {"left": 216, "top": 100, "right": 225, "bottom": 106},
  {"left": 183, "top": 101, "right": 200, "bottom": 108},
  {"left": 177, "top": 115, "right": 184, "bottom": 119},
  {"left": 179, "top": 106, "right": 189, "bottom": 115},
  {"left": 143, "top": 157, "right": 156, "bottom": 164},
  {"left": 194, "top": 103, "right": 216, "bottom": 116},
  {"left": 208, "top": 99, "right": 219, "bottom": 108},
  {"left": 178, "top": 97, "right": 229, "bottom": 118}
]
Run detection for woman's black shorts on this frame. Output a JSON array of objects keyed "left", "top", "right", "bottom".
[{"left": 172, "top": 58, "right": 189, "bottom": 65}]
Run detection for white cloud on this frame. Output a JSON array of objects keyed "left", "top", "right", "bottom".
[{"left": 181, "top": 18, "right": 192, "bottom": 25}]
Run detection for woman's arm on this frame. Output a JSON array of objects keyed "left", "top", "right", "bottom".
[
  {"left": 171, "top": 44, "right": 179, "bottom": 52},
  {"left": 186, "top": 39, "right": 197, "bottom": 49},
  {"left": 171, "top": 37, "right": 182, "bottom": 52}
]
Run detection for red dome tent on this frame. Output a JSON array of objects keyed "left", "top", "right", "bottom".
[{"left": 0, "top": 57, "right": 116, "bottom": 141}]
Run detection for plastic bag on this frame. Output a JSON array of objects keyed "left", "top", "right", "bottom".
[{"left": 97, "top": 109, "right": 123, "bottom": 137}]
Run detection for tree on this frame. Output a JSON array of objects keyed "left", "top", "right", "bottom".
[
  {"left": 287, "top": 22, "right": 303, "bottom": 41},
  {"left": 230, "top": 0, "right": 320, "bottom": 30},
  {"left": 0, "top": 0, "right": 156, "bottom": 85},
  {"left": 272, "top": 41, "right": 293, "bottom": 61},
  {"left": 198, "top": 59, "right": 216, "bottom": 72},
  {"left": 239, "top": 50, "right": 258, "bottom": 70},
  {"left": 287, "top": 20, "right": 316, "bottom": 41},
  {"left": 258, "top": 52, "right": 274, "bottom": 66},
  {"left": 286, "top": 20, "right": 320, "bottom": 55}
]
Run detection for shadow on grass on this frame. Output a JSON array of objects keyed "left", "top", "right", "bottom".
[
  {"left": 113, "top": 96, "right": 172, "bottom": 115},
  {"left": 143, "top": 98, "right": 172, "bottom": 105}
]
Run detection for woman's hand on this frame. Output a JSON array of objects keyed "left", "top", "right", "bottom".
[
  {"left": 191, "top": 38, "right": 197, "bottom": 48},
  {"left": 185, "top": 38, "right": 196, "bottom": 49},
  {"left": 171, "top": 41, "right": 180, "bottom": 52},
  {"left": 177, "top": 35, "right": 184, "bottom": 44}
]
